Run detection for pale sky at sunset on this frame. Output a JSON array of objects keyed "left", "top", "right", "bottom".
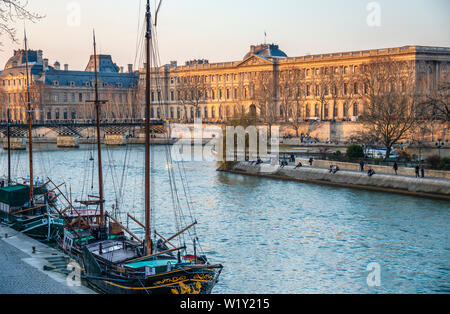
[{"left": 1, "top": 0, "right": 449, "bottom": 71}]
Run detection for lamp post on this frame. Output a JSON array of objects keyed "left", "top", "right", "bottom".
[{"left": 435, "top": 141, "right": 445, "bottom": 158}]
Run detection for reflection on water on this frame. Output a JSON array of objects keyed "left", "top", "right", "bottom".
[{"left": 1, "top": 144, "right": 449, "bottom": 294}]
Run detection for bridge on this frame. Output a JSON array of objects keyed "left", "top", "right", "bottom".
[{"left": 0, "top": 119, "right": 166, "bottom": 148}]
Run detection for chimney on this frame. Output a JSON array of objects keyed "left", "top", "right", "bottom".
[
  {"left": 64, "top": 64, "right": 69, "bottom": 71},
  {"left": 120, "top": 66, "right": 124, "bottom": 73},
  {"left": 54, "top": 62, "right": 60, "bottom": 70},
  {"left": 128, "top": 64, "right": 133, "bottom": 73},
  {"left": 43, "top": 59, "right": 49, "bottom": 71},
  {"left": 250, "top": 45, "right": 256, "bottom": 54},
  {"left": 37, "top": 50, "right": 43, "bottom": 64}
]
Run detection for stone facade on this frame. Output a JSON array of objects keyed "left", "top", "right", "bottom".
[
  {"left": 0, "top": 50, "right": 139, "bottom": 122},
  {"left": 140, "top": 44, "right": 450, "bottom": 123}
]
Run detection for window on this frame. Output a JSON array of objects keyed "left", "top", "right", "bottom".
[
  {"left": 305, "top": 104, "right": 310, "bottom": 118},
  {"left": 314, "top": 104, "right": 319, "bottom": 117},
  {"left": 204, "top": 107, "right": 208, "bottom": 118},
  {"left": 79, "top": 93, "right": 83, "bottom": 102},
  {"left": 71, "top": 112, "right": 76, "bottom": 119},
  {"left": 353, "top": 103, "right": 359, "bottom": 116},
  {"left": 170, "top": 91, "right": 174, "bottom": 101},
  {"left": 343, "top": 103, "right": 348, "bottom": 117},
  {"left": 306, "top": 85, "right": 310, "bottom": 97},
  {"left": 63, "top": 112, "right": 68, "bottom": 120},
  {"left": 226, "top": 89, "right": 230, "bottom": 100},
  {"left": 353, "top": 83, "right": 358, "bottom": 94},
  {"left": 47, "top": 112, "right": 52, "bottom": 120}
]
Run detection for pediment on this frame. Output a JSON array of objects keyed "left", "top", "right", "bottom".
[{"left": 237, "top": 55, "right": 274, "bottom": 67}]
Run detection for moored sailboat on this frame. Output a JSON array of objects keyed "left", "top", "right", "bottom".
[
  {"left": 80, "top": 1, "right": 223, "bottom": 294},
  {"left": 0, "top": 30, "right": 64, "bottom": 241}
]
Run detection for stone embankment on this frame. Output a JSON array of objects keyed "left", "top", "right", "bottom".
[{"left": 226, "top": 162, "right": 450, "bottom": 200}]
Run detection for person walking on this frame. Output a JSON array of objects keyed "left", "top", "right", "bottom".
[
  {"left": 360, "top": 160, "right": 365, "bottom": 172},
  {"left": 415, "top": 165, "right": 420, "bottom": 178},
  {"left": 393, "top": 162, "right": 399, "bottom": 175},
  {"left": 421, "top": 166, "right": 425, "bottom": 178},
  {"left": 309, "top": 158, "right": 314, "bottom": 166}
]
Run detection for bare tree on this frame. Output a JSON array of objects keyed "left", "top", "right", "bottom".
[
  {"left": 251, "top": 70, "right": 278, "bottom": 134},
  {"left": 278, "top": 68, "right": 300, "bottom": 123},
  {"left": 313, "top": 67, "right": 334, "bottom": 121},
  {"left": 288, "top": 70, "right": 308, "bottom": 137},
  {"left": 0, "top": 0, "right": 44, "bottom": 43},
  {"left": 356, "top": 58, "right": 419, "bottom": 159},
  {"left": 420, "top": 71, "right": 450, "bottom": 125}
]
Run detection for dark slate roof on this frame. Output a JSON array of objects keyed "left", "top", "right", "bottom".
[
  {"left": 85, "top": 55, "right": 120, "bottom": 73},
  {"left": 4, "top": 49, "right": 40, "bottom": 69},
  {"left": 37, "top": 68, "right": 138, "bottom": 88},
  {"left": 243, "top": 44, "right": 288, "bottom": 60}
]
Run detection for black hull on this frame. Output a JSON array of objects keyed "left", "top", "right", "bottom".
[
  {"left": 84, "top": 267, "right": 222, "bottom": 295},
  {"left": 82, "top": 247, "right": 222, "bottom": 294}
]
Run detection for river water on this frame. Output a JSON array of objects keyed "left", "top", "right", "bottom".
[{"left": 1, "top": 144, "right": 449, "bottom": 294}]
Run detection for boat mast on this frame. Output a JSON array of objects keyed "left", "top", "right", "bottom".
[
  {"left": 6, "top": 103, "right": 11, "bottom": 185},
  {"left": 24, "top": 30, "right": 33, "bottom": 204},
  {"left": 93, "top": 31, "right": 105, "bottom": 227},
  {"left": 144, "top": 0, "right": 152, "bottom": 255}
]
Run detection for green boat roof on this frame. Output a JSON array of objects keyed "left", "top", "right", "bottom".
[
  {"left": 126, "top": 259, "right": 176, "bottom": 269},
  {"left": 0, "top": 185, "right": 30, "bottom": 207}
]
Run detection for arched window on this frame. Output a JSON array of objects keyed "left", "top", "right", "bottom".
[
  {"left": 204, "top": 106, "right": 208, "bottom": 119},
  {"left": 314, "top": 104, "right": 319, "bottom": 117},
  {"left": 353, "top": 103, "right": 359, "bottom": 117},
  {"left": 324, "top": 104, "right": 329, "bottom": 119}
]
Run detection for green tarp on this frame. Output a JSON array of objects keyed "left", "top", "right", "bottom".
[{"left": 0, "top": 185, "right": 30, "bottom": 207}]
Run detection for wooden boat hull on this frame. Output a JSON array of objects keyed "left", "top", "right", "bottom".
[
  {"left": 0, "top": 211, "right": 64, "bottom": 242},
  {"left": 84, "top": 267, "right": 222, "bottom": 295},
  {"left": 82, "top": 247, "right": 222, "bottom": 294}
]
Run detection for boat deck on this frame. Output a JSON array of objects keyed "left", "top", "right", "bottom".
[{"left": 87, "top": 240, "right": 139, "bottom": 264}]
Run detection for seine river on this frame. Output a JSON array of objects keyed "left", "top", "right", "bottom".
[{"left": 1, "top": 144, "right": 449, "bottom": 294}]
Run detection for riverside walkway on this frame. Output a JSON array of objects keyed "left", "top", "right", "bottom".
[
  {"left": 0, "top": 224, "right": 94, "bottom": 294},
  {"left": 228, "top": 161, "right": 450, "bottom": 200}
]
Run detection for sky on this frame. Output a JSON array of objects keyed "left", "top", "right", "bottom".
[{"left": 0, "top": 0, "right": 449, "bottom": 71}]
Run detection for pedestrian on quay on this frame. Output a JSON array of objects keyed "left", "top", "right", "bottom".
[
  {"left": 393, "top": 162, "right": 399, "bottom": 175},
  {"left": 415, "top": 165, "right": 420, "bottom": 178},
  {"left": 360, "top": 160, "right": 365, "bottom": 172},
  {"left": 309, "top": 158, "right": 314, "bottom": 166},
  {"left": 421, "top": 166, "right": 425, "bottom": 178}
]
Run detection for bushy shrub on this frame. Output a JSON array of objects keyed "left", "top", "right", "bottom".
[
  {"left": 426, "top": 155, "right": 441, "bottom": 169},
  {"left": 346, "top": 145, "right": 364, "bottom": 159},
  {"left": 438, "top": 157, "right": 450, "bottom": 170}
]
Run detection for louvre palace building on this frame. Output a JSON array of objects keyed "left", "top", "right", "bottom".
[
  {"left": 141, "top": 44, "right": 450, "bottom": 126},
  {"left": 1, "top": 43, "right": 449, "bottom": 141}
]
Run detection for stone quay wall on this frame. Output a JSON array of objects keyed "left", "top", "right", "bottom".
[{"left": 227, "top": 162, "right": 450, "bottom": 200}]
